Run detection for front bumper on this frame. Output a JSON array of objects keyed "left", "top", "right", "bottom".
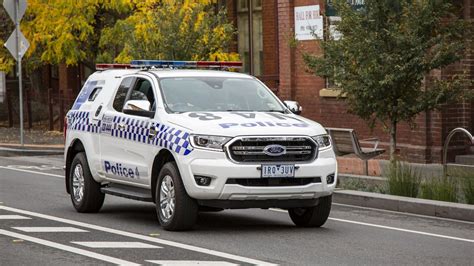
[{"left": 175, "top": 147, "right": 337, "bottom": 201}]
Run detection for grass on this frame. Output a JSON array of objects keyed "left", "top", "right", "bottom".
[
  {"left": 450, "top": 169, "right": 474, "bottom": 204},
  {"left": 462, "top": 177, "right": 474, "bottom": 204},
  {"left": 337, "top": 177, "right": 386, "bottom": 194},
  {"left": 386, "top": 160, "right": 421, "bottom": 198},
  {"left": 420, "top": 176, "right": 458, "bottom": 203}
]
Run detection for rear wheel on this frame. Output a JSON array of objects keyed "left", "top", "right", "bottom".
[
  {"left": 69, "top": 152, "right": 105, "bottom": 212},
  {"left": 156, "top": 162, "right": 198, "bottom": 231},
  {"left": 288, "top": 195, "right": 332, "bottom": 227}
]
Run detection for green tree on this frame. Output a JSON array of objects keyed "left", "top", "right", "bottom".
[
  {"left": 304, "top": 0, "right": 472, "bottom": 161},
  {"left": 98, "top": 0, "right": 238, "bottom": 63}
]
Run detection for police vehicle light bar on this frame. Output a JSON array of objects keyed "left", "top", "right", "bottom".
[
  {"left": 130, "top": 60, "right": 242, "bottom": 69},
  {"left": 96, "top": 63, "right": 131, "bottom": 70},
  {"left": 96, "top": 60, "right": 242, "bottom": 70}
]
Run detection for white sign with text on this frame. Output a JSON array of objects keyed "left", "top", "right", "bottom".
[{"left": 294, "top": 5, "right": 323, "bottom": 40}]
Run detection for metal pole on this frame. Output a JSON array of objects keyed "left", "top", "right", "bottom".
[{"left": 15, "top": 0, "right": 24, "bottom": 146}]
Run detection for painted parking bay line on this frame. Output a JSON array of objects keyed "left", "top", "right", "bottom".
[
  {"left": 12, "top": 227, "right": 88, "bottom": 233},
  {"left": 0, "top": 205, "right": 276, "bottom": 266},
  {"left": 0, "top": 229, "right": 140, "bottom": 266},
  {"left": 269, "top": 208, "right": 474, "bottom": 244},
  {"left": 72, "top": 241, "right": 161, "bottom": 249},
  {"left": 0, "top": 215, "right": 31, "bottom": 220},
  {"left": 147, "top": 260, "right": 238, "bottom": 265}
]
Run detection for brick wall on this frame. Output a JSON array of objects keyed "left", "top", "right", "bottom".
[{"left": 227, "top": 0, "right": 473, "bottom": 163}]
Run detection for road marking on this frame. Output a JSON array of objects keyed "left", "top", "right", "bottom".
[
  {"left": 0, "top": 215, "right": 31, "bottom": 220},
  {"left": 0, "top": 229, "right": 140, "bottom": 266},
  {"left": 6, "top": 165, "right": 63, "bottom": 171},
  {"left": 269, "top": 208, "right": 474, "bottom": 243},
  {"left": 0, "top": 166, "right": 63, "bottom": 179},
  {"left": 0, "top": 206, "right": 275, "bottom": 266},
  {"left": 72, "top": 241, "right": 161, "bottom": 249},
  {"left": 146, "top": 260, "right": 238, "bottom": 265},
  {"left": 332, "top": 203, "right": 474, "bottom": 225},
  {"left": 13, "top": 227, "right": 88, "bottom": 233}
]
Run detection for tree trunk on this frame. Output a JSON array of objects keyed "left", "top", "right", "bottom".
[{"left": 389, "top": 119, "right": 397, "bottom": 162}]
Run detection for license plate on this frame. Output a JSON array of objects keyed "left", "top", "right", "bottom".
[{"left": 261, "top": 164, "right": 295, "bottom": 178}]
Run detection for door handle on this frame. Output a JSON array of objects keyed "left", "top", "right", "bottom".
[
  {"left": 118, "top": 123, "right": 126, "bottom": 130},
  {"left": 149, "top": 127, "right": 157, "bottom": 139},
  {"left": 94, "top": 105, "right": 102, "bottom": 117}
]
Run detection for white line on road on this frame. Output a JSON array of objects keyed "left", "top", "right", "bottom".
[
  {"left": 0, "top": 166, "right": 63, "bottom": 179},
  {"left": 72, "top": 241, "right": 161, "bottom": 249},
  {"left": 0, "top": 206, "right": 275, "bottom": 266},
  {"left": 12, "top": 227, "right": 88, "bottom": 233},
  {"left": 0, "top": 215, "right": 31, "bottom": 220},
  {"left": 269, "top": 208, "right": 474, "bottom": 243},
  {"left": 146, "top": 260, "right": 238, "bottom": 265},
  {"left": 0, "top": 229, "right": 140, "bottom": 266}
]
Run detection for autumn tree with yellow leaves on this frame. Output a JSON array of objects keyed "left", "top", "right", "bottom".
[{"left": 0, "top": 0, "right": 237, "bottom": 74}]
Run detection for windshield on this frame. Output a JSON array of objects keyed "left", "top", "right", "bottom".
[{"left": 159, "top": 77, "right": 285, "bottom": 113}]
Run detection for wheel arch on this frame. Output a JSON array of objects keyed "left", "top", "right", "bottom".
[
  {"left": 65, "top": 139, "right": 85, "bottom": 194},
  {"left": 151, "top": 149, "right": 176, "bottom": 202}
]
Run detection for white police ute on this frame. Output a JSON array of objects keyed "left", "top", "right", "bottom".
[{"left": 64, "top": 60, "right": 337, "bottom": 231}]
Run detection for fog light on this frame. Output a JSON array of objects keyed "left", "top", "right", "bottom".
[
  {"left": 194, "top": 176, "right": 212, "bottom": 186},
  {"left": 326, "top": 173, "right": 335, "bottom": 184}
]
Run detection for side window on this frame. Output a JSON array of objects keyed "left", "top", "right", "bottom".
[
  {"left": 113, "top": 77, "right": 134, "bottom": 112},
  {"left": 128, "top": 78, "right": 156, "bottom": 111},
  {"left": 88, "top": 87, "right": 102, "bottom": 102}
]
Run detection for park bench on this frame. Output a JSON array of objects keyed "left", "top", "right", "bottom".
[{"left": 325, "top": 127, "right": 386, "bottom": 175}]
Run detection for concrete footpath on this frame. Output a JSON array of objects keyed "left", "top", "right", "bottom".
[
  {"left": 0, "top": 143, "right": 64, "bottom": 157},
  {"left": 334, "top": 190, "right": 474, "bottom": 222}
]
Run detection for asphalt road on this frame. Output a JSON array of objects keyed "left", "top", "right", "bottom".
[{"left": 0, "top": 155, "right": 473, "bottom": 265}]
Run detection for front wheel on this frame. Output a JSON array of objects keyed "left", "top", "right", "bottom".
[
  {"left": 69, "top": 152, "right": 105, "bottom": 213},
  {"left": 288, "top": 195, "right": 332, "bottom": 227},
  {"left": 156, "top": 162, "right": 198, "bottom": 231}
]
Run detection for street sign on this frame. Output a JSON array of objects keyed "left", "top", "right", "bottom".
[
  {"left": 0, "top": 71, "right": 5, "bottom": 103},
  {"left": 2, "top": 0, "right": 29, "bottom": 146},
  {"left": 4, "top": 28, "right": 30, "bottom": 60},
  {"left": 3, "top": 0, "right": 27, "bottom": 21}
]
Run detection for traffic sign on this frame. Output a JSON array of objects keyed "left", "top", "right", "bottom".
[
  {"left": 3, "top": 0, "right": 27, "bottom": 21},
  {"left": 4, "top": 28, "right": 30, "bottom": 60}
]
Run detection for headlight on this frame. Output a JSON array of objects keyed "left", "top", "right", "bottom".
[
  {"left": 190, "top": 135, "right": 231, "bottom": 151},
  {"left": 312, "top": 134, "right": 331, "bottom": 150}
]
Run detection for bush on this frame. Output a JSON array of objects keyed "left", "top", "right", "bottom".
[
  {"left": 451, "top": 169, "right": 474, "bottom": 204},
  {"left": 420, "top": 176, "right": 458, "bottom": 203},
  {"left": 462, "top": 177, "right": 474, "bottom": 204},
  {"left": 386, "top": 161, "right": 421, "bottom": 197}
]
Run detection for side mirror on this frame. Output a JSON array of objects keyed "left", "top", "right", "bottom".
[
  {"left": 123, "top": 100, "right": 155, "bottom": 118},
  {"left": 284, "top": 100, "right": 302, "bottom": 115}
]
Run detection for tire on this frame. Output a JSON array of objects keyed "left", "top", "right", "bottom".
[
  {"left": 156, "top": 162, "right": 198, "bottom": 231},
  {"left": 288, "top": 195, "right": 332, "bottom": 227},
  {"left": 69, "top": 152, "right": 105, "bottom": 213}
]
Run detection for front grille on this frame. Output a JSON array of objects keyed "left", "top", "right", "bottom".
[
  {"left": 227, "top": 137, "right": 317, "bottom": 162},
  {"left": 226, "top": 177, "right": 321, "bottom": 187}
]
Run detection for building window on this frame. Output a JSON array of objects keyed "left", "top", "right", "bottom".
[{"left": 236, "top": 0, "right": 263, "bottom": 76}]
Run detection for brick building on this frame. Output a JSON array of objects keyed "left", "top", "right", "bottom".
[
  {"left": 225, "top": 0, "right": 474, "bottom": 166},
  {"left": 3, "top": 0, "right": 471, "bottom": 168}
]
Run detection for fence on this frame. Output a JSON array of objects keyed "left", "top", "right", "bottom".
[{"left": 2, "top": 88, "right": 75, "bottom": 131}]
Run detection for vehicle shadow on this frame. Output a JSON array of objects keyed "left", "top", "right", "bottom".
[{"left": 97, "top": 202, "right": 333, "bottom": 234}]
